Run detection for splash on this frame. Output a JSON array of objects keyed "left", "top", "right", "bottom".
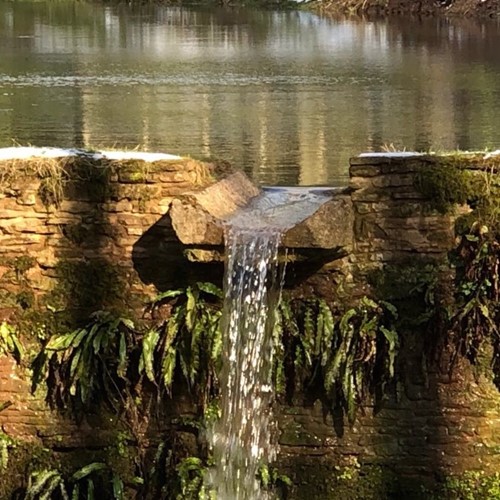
[{"left": 208, "top": 188, "right": 331, "bottom": 499}]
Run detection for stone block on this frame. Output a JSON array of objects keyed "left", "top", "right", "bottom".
[
  {"left": 282, "top": 195, "right": 354, "bottom": 250},
  {"left": 170, "top": 171, "right": 260, "bottom": 245}
]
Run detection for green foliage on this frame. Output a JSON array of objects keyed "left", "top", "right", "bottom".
[
  {"left": 403, "top": 160, "right": 500, "bottom": 379},
  {"left": 0, "top": 256, "right": 37, "bottom": 313},
  {"left": 32, "top": 312, "right": 137, "bottom": 409},
  {"left": 34, "top": 282, "right": 223, "bottom": 411},
  {"left": 0, "top": 321, "right": 24, "bottom": 363},
  {"left": 29, "top": 283, "right": 224, "bottom": 498},
  {"left": 145, "top": 282, "right": 223, "bottom": 406},
  {"left": 430, "top": 470, "right": 500, "bottom": 500},
  {"left": 330, "top": 459, "right": 397, "bottom": 499},
  {"left": 24, "top": 462, "right": 124, "bottom": 500},
  {"left": 0, "top": 401, "right": 14, "bottom": 471},
  {"left": 257, "top": 464, "right": 292, "bottom": 492},
  {"left": 11, "top": 255, "right": 37, "bottom": 276},
  {"left": 143, "top": 437, "right": 215, "bottom": 500},
  {"left": 174, "top": 457, "right": 211, "bottom": 500},
  {"left": 35, "top": 285, "right": 398, "bottom": 426},
  {"left": 449, "top": 223, "right": 500, "bottom": 374},
  {"left": 415, "top": 164, "right": 481, "bottom": 214},
  {"left": 276, "top": 296, "right": 399, "bottom": 422},
  {"left": 369, "top": 262, "right": 440, "bottom": 317}
]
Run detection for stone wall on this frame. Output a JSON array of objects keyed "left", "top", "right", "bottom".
[
  {"left": 1, "top": 152, "right": 500, "bottom": 498},
  {"left": 0, "top": 155, "right": 223, "bottom": 447},
  {"left": 277, "top": 154, "right": 500, "bottom": 498}
]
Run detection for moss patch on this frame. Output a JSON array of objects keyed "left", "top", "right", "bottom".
[
  {"left": 415, "top": 154, "right": 500, "bottom": 220},
  {"left": 43, "top": 258, "right": 127, "bottom": 324}
]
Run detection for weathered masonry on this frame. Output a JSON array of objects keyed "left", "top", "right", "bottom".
[{"left": 0, "top": 149, "right": 499, "bottom": 498}]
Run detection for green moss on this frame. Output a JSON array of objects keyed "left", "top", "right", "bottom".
[
  {"left": 0, "top": 439, "right": 55, "bottom": 499},
  {"left": 16, "top": 309, "right": 61, "bottom": 344},
  {"left": 12, "top": 256, "right": 36, "bottom": 275},
  {"left": 0, "top": 256, "right": 37, "bottom": 317},
  {"left": 415, "top": 155, "right": 500, "bottom": 227},
  {"left": 427, "top": 470, "right": 500, "bottom": 500},
  {"left": 116, "top": 161, "right": 151, "bottom": 184},
  {"left": 44, "top": 258, "right": 127, "bottom": 324},
  {"left": 61, "top": 222, "right": 88, "bottom": 245},
  {"left": 66, "top": 160, "right": 113, "bottom": 203},
  {"left": 0, "top": 289, "right": 17, "bottom": 308},
  {"left": 368, "top": 260, "right": 443, "bottom": 335},
  {"left": 0, "top": 435, "right": 139, "bottom": 499},
  {"left": 15, "top": 289, "right": 35, "bottom": 310},
  {"left": 415, "top": 164, "right": 482, "bottom": 214},
  {"left": 287, "top": 461, "right": 399, "bottom": 500},
  {"left": 0, "top": 256, "right": 36, "bottom": 281},
  {"left": 334, "top": 464, "right": 398, "bottom": 499}
]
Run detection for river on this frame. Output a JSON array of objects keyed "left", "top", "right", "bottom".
[{"left": 1, "top": 2, "right": 500, "bottom": 186}]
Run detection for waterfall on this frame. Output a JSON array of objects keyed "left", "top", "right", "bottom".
[
  {"left": 209, "top": 226, "right": 281, "bottom": 499},
  {"left": 208, "top": 188, "right": 332, "bottom": 499}
]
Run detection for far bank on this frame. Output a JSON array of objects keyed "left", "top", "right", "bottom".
[{"left": 311, "top": 0, "right": 500, "bottom": 18}]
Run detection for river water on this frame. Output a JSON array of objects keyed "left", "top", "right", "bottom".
[{"left": 1, "top": 2, "right": 500, "bottom": 186}]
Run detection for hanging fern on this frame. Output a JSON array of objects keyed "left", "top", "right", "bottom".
[
  {"left": 449, "top": 223, "right": 500, "bottom": 376},
  {"left": 275, "top": 296, "right": 399, "bottom": 423},
  {"left": 145, "top": 282, "right": 223, "bottom": 407},
  {"left": 24, "top": 462, "right": 123, "bottom": 500},
  {"left": 32, "top": 311, "right": 137, "bottom": 410},
  {"left": 32, "top": 283, "right": 223, "bottom": 412}
]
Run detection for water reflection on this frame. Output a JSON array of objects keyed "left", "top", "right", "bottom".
[{"left": 1, "top": 3, "right": 500, "bottom": 186}]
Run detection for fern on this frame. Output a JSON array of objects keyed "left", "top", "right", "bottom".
[
  {"left": 32, "top": 283, "right": 224, "bottom": 414},
  {"left": 278, "top": 296, "right": 399, "bottom": 423},
  {"left": 146, "top": 282, "right": 223, "bottom": 405},
  {"left": 0, "top": 401, "right": 14, "bottom": 471},
  {"left": 32, "top": 312, "right": 137, "bottom": 409},
  {"left": 0, "top": 322, "right": 24, "bottom": 363},
  {"left": 24, "top": 463, "right": 123, "bottom": 500}
]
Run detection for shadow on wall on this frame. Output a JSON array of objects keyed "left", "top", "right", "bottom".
[
  {"left": 132, "top": 212, "right": 224, "bottom": 291},
  {"left": 47, "top": 158, "right": 125, "bottom": 325}
]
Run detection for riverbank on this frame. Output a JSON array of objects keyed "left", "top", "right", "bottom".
[{"left": 313, "top": 0, "right": 500, "bottom": 18}]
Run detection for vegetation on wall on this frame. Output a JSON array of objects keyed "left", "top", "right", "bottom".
[
  {"left": 426, "top": 470, "right": 500, "bottom": 500},
  {"left": 6, "top": 279, "right": 396, "bottom": 497},
  {"left": 33, "top": 282, "right": 223, "bottom": 413},
  {"left": 0, "top": 322, "right": 23, "bottom": 363},
  {"left": 450, "top": 222, "right": 500, "bottom": 371},
  {"left": 0, "top": 401, "right": 15, "bottom": 472},
  {"left": 415, "top": 160, "right": 500, "bottom": 379},
  {"left": 276, "top": 296, "right": 398, "bottom": 422},
  {"left": 24, "top": 462, "right": 124, "bottom": 500}
]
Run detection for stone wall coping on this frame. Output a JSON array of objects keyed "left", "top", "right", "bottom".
[
  {"left": 358, "top": 152, "right": 424, "bottom": 158},
  {"left": 0, "top": 146, "right": 182, "bottom": 162}
]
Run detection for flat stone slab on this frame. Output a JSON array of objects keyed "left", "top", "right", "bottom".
[{"left": 170, "top": 170, "right": 353, "bottom": 252}]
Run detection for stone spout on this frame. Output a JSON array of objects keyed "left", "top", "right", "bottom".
[
  {"left": 169, "top": 170, "right": 353, "bottom": 253},
  {"left": 170, "top": 171, "right": 260, "bottom": 245}
]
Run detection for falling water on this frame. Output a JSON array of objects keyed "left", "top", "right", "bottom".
[{"left": 208, "top": 187, "right": 333, "bottom": 499}]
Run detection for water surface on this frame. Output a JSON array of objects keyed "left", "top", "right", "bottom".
[{"left": 1, "top": 2, "right": 500, "bottom": 185}]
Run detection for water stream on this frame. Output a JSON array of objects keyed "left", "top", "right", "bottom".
[{"left": 208, "top": 188, "right": 331, "bottom": 499}]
